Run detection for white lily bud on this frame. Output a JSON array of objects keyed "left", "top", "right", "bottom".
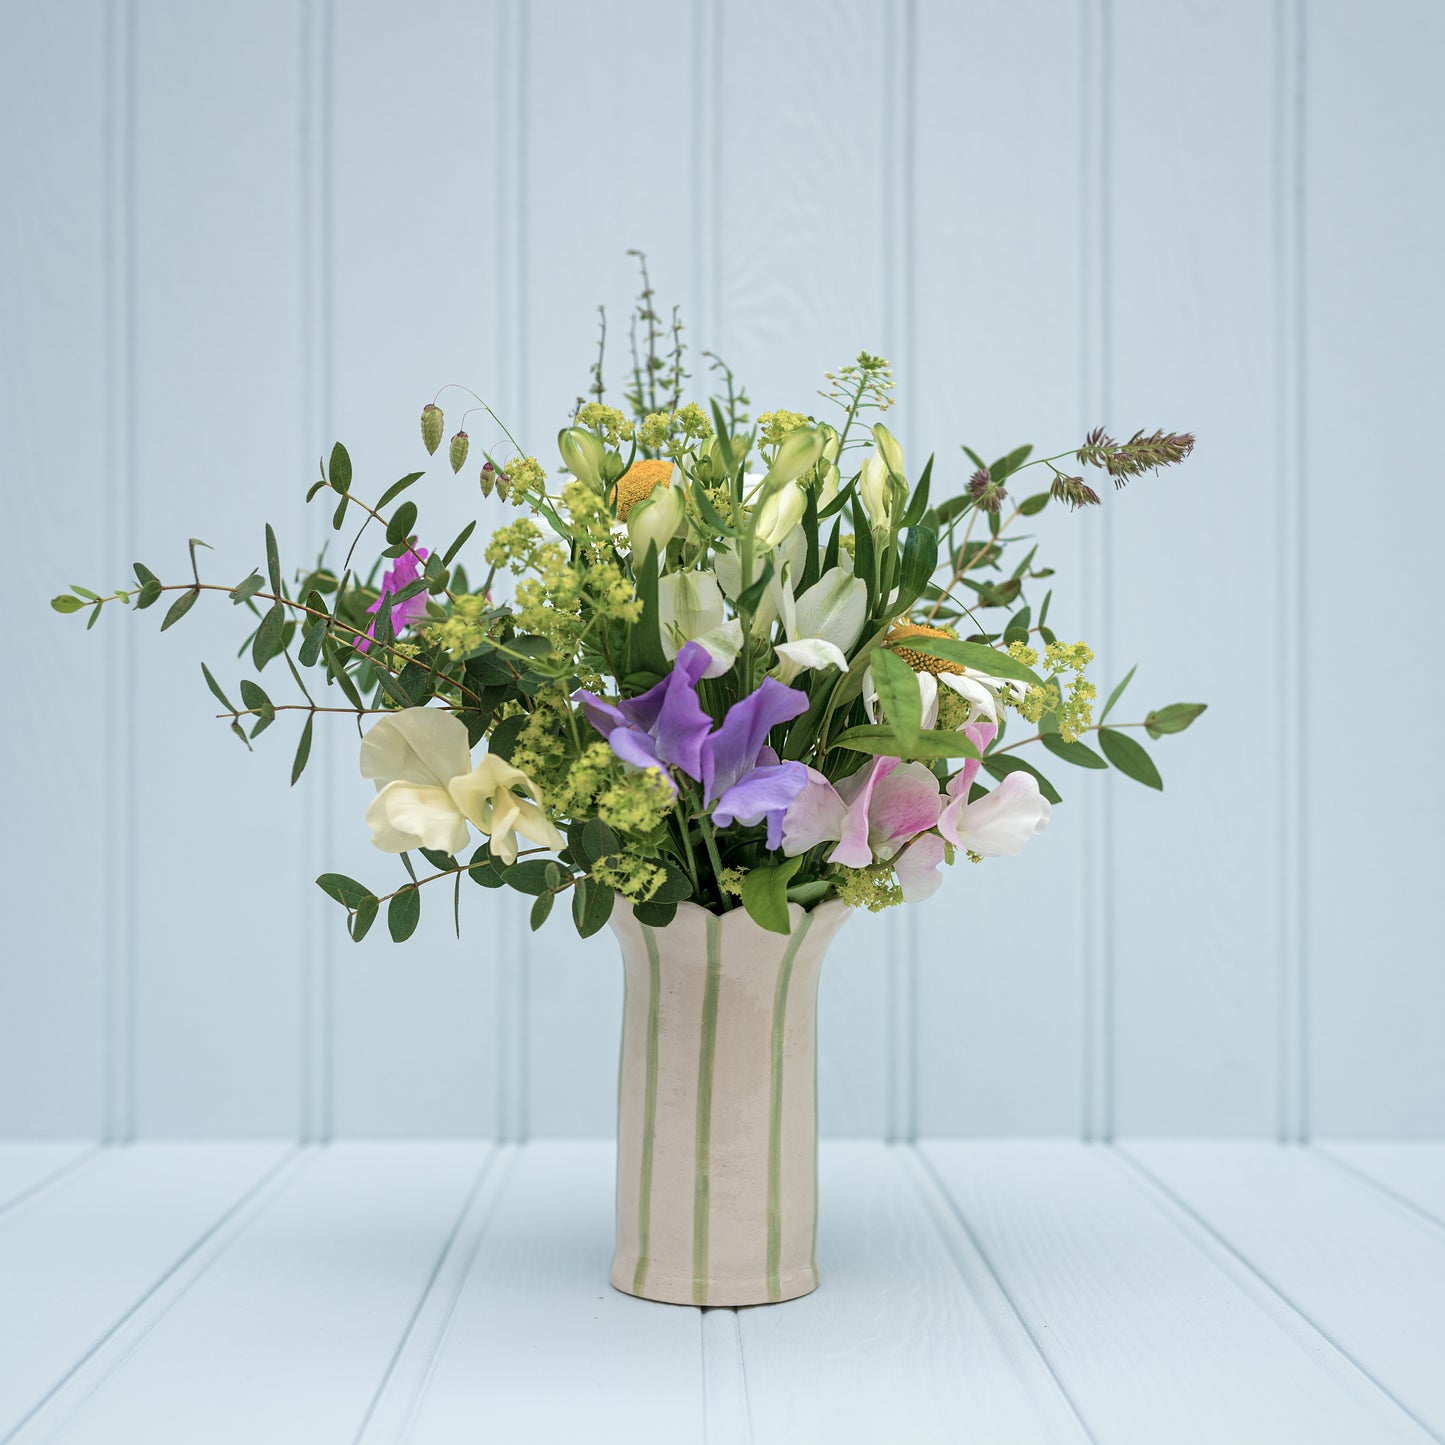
[
  {"left": 766, "top": 427, "right": 826, "bottom": 486},
  {"left": 818, "top": 422, "right": 840, "bottom": 463},
  {"left": 754, "top": 480, "right": 807, "bottom": 549},
  {"left": 871, "top": 422, "right": 904, "bottom": 479},
  {"left": 859, "top": 451, "right": 893, "bottom": 529},
  {"left": 557, "top": 426, "right": 606, "bottom": 491},
  {"left": 626, "top": 478, "right": 686, "bottom": 559}
]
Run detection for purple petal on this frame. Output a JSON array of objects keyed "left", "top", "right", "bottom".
[
  {"left": 609, "top": 726, "right": 667, "bottom": 775},
  {"left": 710, "top": 762, "right": 809, "bottom": 847},
  {"left": 701, "top": 677, "right": 810, "bottom": 804},
  {"left": 573, "top": 689, "right": 629, "bottom": 739}
]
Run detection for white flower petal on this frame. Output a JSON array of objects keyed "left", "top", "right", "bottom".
[
  {"left": 658, "top": 571, "right": 726, "bottom": 661},
  {"left": 365, "top": 780, "right": 470, "bottom": 855},
  {"left": 360, "top": 707, "right": 472, "bottom": 791},
  {"left": 792, "top": 566, "right": 867, "bottom": 653},
  {"left": 774, "top": 637, "right": 848, "bottom": 685},
  {"left": 693, "top": 619, "right": 744, "bottom": 678}
]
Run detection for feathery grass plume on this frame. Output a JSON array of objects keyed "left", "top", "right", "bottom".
[
  {"left": 968, "top": 466, "right": 1005, "bottom": 514},
  {"left": 1076, "top": 426, "right": 1196, "bottom": 487},
  {"left": 1049, "top": 473, "right": 1101, "bottom": 509}
]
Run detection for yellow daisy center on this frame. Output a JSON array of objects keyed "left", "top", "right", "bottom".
[
  {"left": 885, "top": 621, "right": 966, "bottom": 676},
  {"left": 611, "top": 459, "right": 674, "bottom": 520}
]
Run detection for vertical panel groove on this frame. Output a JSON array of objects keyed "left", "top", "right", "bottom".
[
  {"left": 496, "top": 0, "right": 529, "bottom": 1143},
  {"left": 884, "top": 0, "right": 918, "bottom": 1146},
  {"left": 104, "top": 0, "right": 137, "bottom": 1144},
  {"left": 1079, "top": 0, "right": 1114, "bottom": 1143},
  {"left": 1275, "top": 0, "right": 1309, "bottom": 1144},
  {"left": 299, "top": 0, "right": 335, "bottom": 1145}
]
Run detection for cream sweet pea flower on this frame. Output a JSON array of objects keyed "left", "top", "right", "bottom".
[{"left": 360, "top": 707, "right": 564, "bottom": 865}]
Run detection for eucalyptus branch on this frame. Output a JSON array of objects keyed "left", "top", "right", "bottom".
[{"left": 994, "top": 718, "right": 1149, "bottom": 755}]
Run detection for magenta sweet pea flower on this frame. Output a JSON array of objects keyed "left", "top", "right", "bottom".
[{"left": 356, "top": 547, "right": 430, "bottom": 655}]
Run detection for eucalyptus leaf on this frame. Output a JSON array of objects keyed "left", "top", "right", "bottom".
[
  {"left": 1144, "top": 702, "right": 1207, "bottom": 737},
  {"left": 1040, "top": 734, "right": 1109, "bottom": 770},
  {"left": 1098, "top": 727, "right": 1164, "bottom": 789},
  {"left": 388, "top": 886, "right": 421, "bottom": 942},
  {"left": 316, "top": 873, "right": 374, "bottom": 909},
  {"left": 290, "top": 712, "right": 314, "bottom": 785},
  {"left": 869, "top": 649, "right": 923, "bottom": 748},
  {"left": 1100, "top": 664, "right": 1137, "bottom": 723},
  {"left": 832, "top": 725, "right": 980, "bottom": 760},
  {"left": 161, "top": 587, "right": 200, "bottom": 632}
]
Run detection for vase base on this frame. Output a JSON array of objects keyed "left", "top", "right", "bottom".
[{"left": 609, "top": 1255, "right": 819, "bottom": 1307}]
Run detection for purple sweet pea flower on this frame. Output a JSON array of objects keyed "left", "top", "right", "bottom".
[
  {"left": 700, "top": 680, "right": 810, "bottom": 848},
  {"left": 573, "top": 644, "right": 809, "bottom": 843},
  {"left": 356, "top": 547, "right": 430, "bottom": 655},
  {"left": 573, "top": 641, "right": 715, "bottom": 793}
]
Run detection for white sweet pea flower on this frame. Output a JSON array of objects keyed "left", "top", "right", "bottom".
[
  {"left": 657, "top": 570, "right": 743, "bottom": 678},
  {"left": 360, "top": 707, "right": 564, "bottom": 865},
  {"left": 770, "top": 560, "right": 868, "bottom": 685}
]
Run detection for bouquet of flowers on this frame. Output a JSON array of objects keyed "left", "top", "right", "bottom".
[{"left": 54, "top": 264, "right": 1204, "bottom": 945}]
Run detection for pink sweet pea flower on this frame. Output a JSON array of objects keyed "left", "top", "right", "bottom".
[
  {"left": 781, "top": 754, "right": 945, "bottom": 901},
  {"left": 937, "top": 721, "right": 1050, "bottom": 857}
]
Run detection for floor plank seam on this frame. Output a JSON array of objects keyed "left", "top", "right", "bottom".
[
  {"left": 901, "top": 1145, "right": 1099, "bottom": 1445},
  {"left": 701, "top": 1307, "right": 752, "bottom": 1445},
  {"left": 3, "top": 1146, "right": 312, "bottom": 1445},
  {"left": 349, "top": 1145, "right": 506, "bottom": 1445},
  {"left": 353, "top": 1143, "right": 521, "bottom": 1445},
  {"left": 1311, "top": 1147, "right": 1445, "bottom": 1240},
  {"left": 0, "top": 1146, "right": 105, "bottom": 1228},
  {"left": 1109, "top": 1146, "right": 1444, "bottom": 1445}
]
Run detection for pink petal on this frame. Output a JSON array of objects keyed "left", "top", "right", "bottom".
[
  {"left": 867, "top": 762, "right": 944, "bottom": 845},
  {"left": 947, "top": 720, "right": 998, "bottom": 799},
  {"left": 829, "top": 756, "right": 896, "bottom": 867},
  {"left": 939, "top": 771, "right": 1051, "bottom": 856},
  {"left": 893, "top": 831, "right": 946, "bottom": 902},
  {"left": 780, "top": 768, "right": 848, "bottom": 856}
]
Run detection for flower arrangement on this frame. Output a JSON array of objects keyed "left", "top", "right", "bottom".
[{"left": 54, "top": 258, "right": 1205, "bottom": 944}]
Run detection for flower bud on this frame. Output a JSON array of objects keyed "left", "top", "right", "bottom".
[
  {"left": 818, "top": 423, "right": 840, "bottom": 463},
  {"left": 557, "top": 426, "right": 606, "bottom": 491},
  {"left": 479, "top": 461, "right": 495, "bottom": 498},
  {"left": 421, "top": 404, "right": 444, "bottom": 455},
  {"left": 449, "top": 431, "right": 470, "bottom": 474},
  {"left": 766, "top": 426, "right": 826, "bottom": 487},
  {"left": 627, "top": 478, "right": 686, "bottom": 560},
  {"left": 754, "top": 479, "right": 807, "bottom": 549},
  {"left": 871, "top": 422, "right": 904, "bottom": 479},
  {"left": 859, "top": 452, "right": 892, "bottom": 529}
]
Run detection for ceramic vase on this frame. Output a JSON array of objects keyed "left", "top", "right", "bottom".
[{"left": 608, "top": 898, "right": 852, "bottom": 1306}]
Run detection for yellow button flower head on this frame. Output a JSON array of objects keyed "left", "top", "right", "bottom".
[
  {"left": 880, "top": 622, "right": 1027, "bottom": 727},
  {"left": 611, "top": 459, "right": 675, "bottom": 520},
  {"left": 885, "top": 622, "right": 964, "bottom": 676}
]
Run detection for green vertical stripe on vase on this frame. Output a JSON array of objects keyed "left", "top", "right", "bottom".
[
  {"left": 692, "top": 912, "right": 723, "bottom": 1305},
  {"left": 766, "top": 911, "right": 814, "bottom": 1301},
  {"left": 632, "top": 926, "right": 662, "bottom": 1297},
  {"left": 811, "top": 984, "right": 821, "bottom": 1288}
]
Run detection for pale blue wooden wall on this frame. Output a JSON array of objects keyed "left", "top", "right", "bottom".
[{"left": 4, "top": 0, "right": 1441, "bottom": 1140}]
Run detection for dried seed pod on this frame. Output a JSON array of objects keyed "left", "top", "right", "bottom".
[
  {"left": 494, "top": 470, "right": 511, "bottom": 502},
  {"left": 421, "top": 404, "right": 444, "bottom": 455},
  {"left": 479, "top": 460, "right": 495, "bottom": 498},
  {"left": 449, "top": 430, "right": 469, "bottom": 474}
]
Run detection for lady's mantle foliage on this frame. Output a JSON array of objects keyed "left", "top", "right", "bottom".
[{"left": 55, "top": 253, "right": 1205, "bottom": 941}]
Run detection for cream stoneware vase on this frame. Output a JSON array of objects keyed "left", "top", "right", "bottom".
[{"left": 608, "top": 898, "right": 852, "bottom": 1307}]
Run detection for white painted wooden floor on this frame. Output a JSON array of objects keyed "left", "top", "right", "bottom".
[{"left": 1, "top": 1141, "right": 1442, "bottom": 1444}]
